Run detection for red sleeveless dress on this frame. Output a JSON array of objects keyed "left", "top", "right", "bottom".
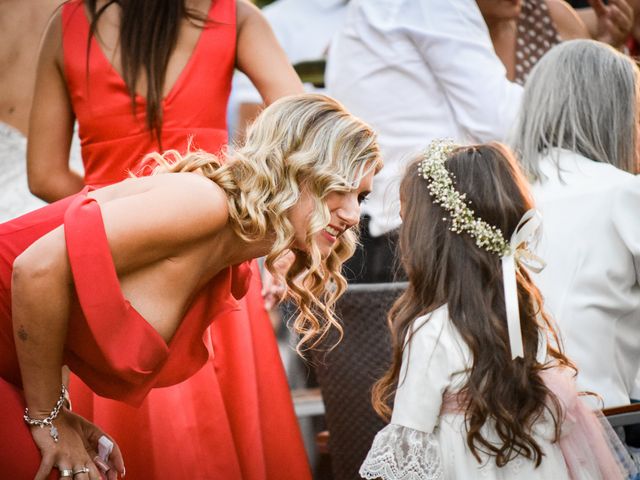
[
  {"left": 21, "top": 1, "right": 311, "bottom": 478},
  {"left": 0, "top": 191, "right": 307, "bottom": 478}
]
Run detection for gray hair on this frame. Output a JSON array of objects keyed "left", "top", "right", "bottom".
[{"left": 510, "top": 39, "right": 639, "bottom": 181}]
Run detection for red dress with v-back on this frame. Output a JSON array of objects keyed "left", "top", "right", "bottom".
[
  {"left": 0, "top": 191, "right": 307, "bottom": 479},
  {"left": 0, "top": 1, "right": 311, "bottom": 478}
]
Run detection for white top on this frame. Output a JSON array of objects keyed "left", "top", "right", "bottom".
[
  {"left": 0, "top": 122, "right": 83, "bottom": 223},
  {"left": 360, "top": 305, "right": 570, "bottom": 479},
  {"left": 531, "top": 149, "right": 640, "bottom": 408},
  {"left": 326, "top": 0, "right": 523, "bottom": 236},
  {"left": 229, "top": 0, "right": 347, "bottom": 112}
]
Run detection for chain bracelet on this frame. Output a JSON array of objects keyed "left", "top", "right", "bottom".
[{"left": 23, "top": 384, "right": 67, "bottom": 442}]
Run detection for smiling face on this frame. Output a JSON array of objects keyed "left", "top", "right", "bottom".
[{"left": 289, "top": 167, "right": 375, "bottom": 257}]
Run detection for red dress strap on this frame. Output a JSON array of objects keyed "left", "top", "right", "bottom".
[{"left": 63, "top": 195, "right": 169, "bottom": 405}]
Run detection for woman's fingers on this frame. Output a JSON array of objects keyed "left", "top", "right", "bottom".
[
  {"left": 106, "top": 436, "right": 125, "bottom": 476},
  {"left": 609, "top": 3, "right": 632, "bottom": 32},
  {"left": 65, "top": 463, "right": 101, "bottom": 480},
  {"left": 91, "top": 433, "right": 125, "bottom": 476},
  {"left": 588, "top": 0, "right": 607, "bottom": 16},
  {"left": 33, "top": 454, "right": 55, "bottom": 480},
  {"left": 77, "top": 416, "right": 125, "bottom": 477}
]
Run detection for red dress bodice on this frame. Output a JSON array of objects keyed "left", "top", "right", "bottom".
[{"left": 62, "top": 0, "right": 235, "bottom": 186}]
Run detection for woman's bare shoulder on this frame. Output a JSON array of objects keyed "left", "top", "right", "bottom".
[
  {"left": 236, "top": 0, "right": 261, "bottom": 27},
  {"left": 90, "top": 173, "right": 230, "bottom": 239}
]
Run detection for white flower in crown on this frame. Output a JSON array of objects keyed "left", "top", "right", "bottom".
[{"left": 418, "top": 139, "right": 509, "bottom": 256}]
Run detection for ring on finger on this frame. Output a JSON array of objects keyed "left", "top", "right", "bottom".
[
  {"left": 72, "top": 466, "right": 90, "bottom": 476},
  {"left": 59, "top": 468, "right": 74, "bottom": 478},
  {"left": 93, "top": 455, "right": 111, "bottom": 472}
]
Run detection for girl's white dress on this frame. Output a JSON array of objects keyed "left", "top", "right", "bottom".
[{"left": 360, "top": 305, "right": 634, "bottom": 480}]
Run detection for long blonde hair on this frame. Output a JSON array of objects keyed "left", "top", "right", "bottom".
[{"left": 148, "top": 94, "right": 382, "bottom": 351}]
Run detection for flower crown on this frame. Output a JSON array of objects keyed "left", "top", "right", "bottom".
[{"left": 418, "top": 139, "right": 511, "bottom": 256}]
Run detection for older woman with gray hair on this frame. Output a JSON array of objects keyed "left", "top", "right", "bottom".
[{"left": 510, "top": 39, "right": 640, "bottom": 411}]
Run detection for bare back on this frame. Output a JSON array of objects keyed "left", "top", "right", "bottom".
[
  {"left": 82, "top": 173, "right": 245, "bottom": 341},
  {"left": 87, "top": 0, "right": 212, "bottom": 99}
]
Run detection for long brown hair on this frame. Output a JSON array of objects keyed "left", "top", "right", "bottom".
[
  {"left": 85, "top": 0, "right": 210, "bottom": 140},
  {"left": 372, "top": 143, "right": 574, "bottom": 467}
]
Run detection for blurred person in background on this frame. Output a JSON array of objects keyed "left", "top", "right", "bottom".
[
  {"left": 229, "top": 0, "right": 348, "bottom": 141},
  {"left": 326, "top": 0, "right": 522, "bottom": 283},
  {"left": 26, "top": 0, "right": 308, "bottom": 478},
  {"left": 0, "top": 0, "right": 82, "bottom": 222},
  {"left": 478, "top": 0, "right": 632, "bottom": 85},
  {"left": 511, "top": 40, "right": 640, "bottom": 412},
  {"left": 570, "top": 0, "right": 634, "bottom": 48}
]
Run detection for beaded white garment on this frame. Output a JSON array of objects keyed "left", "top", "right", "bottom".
[
  {"left": 0, "top": 122, "right": 83, "bottom": 223},
  {"left": 0, "top": 122, "right": 45, "bottom": 222},
  {"left": 359, "top": 424, "right": 444, "bottom": 480}
]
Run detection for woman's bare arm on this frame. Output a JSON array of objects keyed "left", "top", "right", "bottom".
[
  {"left": 234, "top": 0, "right": 303, "bottom": 138},
  {"left": 13, "top": 174, "right": 229, "bottom": 414},
  {"left": 27, "top": 10, "right": 84, "bottom": 203},
  {"left": 547, "top": 0, "right": 591, "bottom": 40}
]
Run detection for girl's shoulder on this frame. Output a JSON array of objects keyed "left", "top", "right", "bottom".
[
  {"left": 406, "top": 304, "right": 469, "bottom": 366},
  {"left": 409, "top": 304, "right": 465, "bottom": 354}
]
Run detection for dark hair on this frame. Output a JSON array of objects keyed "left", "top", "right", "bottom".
[
  {"left": 85, "top": 0, "right": 210, "bottom": 142},
  {"left": 372, "top": 143, "right": 574, "bottom": 467}
]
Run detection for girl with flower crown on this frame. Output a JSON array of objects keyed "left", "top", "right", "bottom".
[{"left": 359, "top": 141, "right": 637, "bottom": 480}]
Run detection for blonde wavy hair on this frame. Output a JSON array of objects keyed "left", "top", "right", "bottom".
[{"left": 146, "top": 94, "right": 382, "bottom": 351}]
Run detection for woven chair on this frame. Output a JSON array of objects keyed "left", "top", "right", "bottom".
[{"left": 311, "top": 282, "right": 408, "bottom": 480}]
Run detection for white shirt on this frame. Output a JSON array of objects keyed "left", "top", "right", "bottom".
[
  {"left": 532, "top": 149, "right": 640, "bottom": 408},
  {"left": 229, "top": 0, "right": 348, "bottom": 126},
  {"left": 326, "top": 0, "right": 523, "bottom": 236}
]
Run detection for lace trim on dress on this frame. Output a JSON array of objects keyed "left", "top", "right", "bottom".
[{"left": 359, "top": 424, "right": 444, "bottom": 480}]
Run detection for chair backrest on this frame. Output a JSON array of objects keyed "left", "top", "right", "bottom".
[
  {"left": 312, "top": 282, "right": 407, "bottom": 480},
  {"left": 603, "top": 403, "right": 640, "bottom": 428}
]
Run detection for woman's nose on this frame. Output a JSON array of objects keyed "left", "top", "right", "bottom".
[{"left": 338, "top": 195, "right": 361, "bottom": 227}]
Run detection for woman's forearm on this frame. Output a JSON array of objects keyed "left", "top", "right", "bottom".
[
  {"left": 27, "top": 167, "right": 85, "bottom": 203},
  {"left": 12, "top": 227, "right": 73, "bottom": 416}
]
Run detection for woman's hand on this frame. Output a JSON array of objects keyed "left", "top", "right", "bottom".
[
  {"left": 589, "top": 0, "right": 634, "bottom": 49},
  {"left": 31, "top": 409, "right": 125, "bottom": 480},
  {"left": 262, "top": 251, "right": 296, "bottom": 311}
]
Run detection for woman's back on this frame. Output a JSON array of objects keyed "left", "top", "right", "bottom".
[{"left": 61, "top": 0, "right": 234, "bottom": 186}]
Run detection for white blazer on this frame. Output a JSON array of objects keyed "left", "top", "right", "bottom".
[{"left": 531, "top": 149, "right": 640, "bottom": 408}]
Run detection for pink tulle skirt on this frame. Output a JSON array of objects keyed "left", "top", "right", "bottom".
[{"left": 541, "top": 368, "right": 638, "bottom": 480}]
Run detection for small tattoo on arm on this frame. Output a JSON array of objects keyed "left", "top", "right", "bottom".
[{"left": 17, "top": 325, "right": 28, "bottom": 342}]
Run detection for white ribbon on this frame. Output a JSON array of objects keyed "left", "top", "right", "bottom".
[{"left": 501, "top": 209, "right": 546, "bottom": 359}]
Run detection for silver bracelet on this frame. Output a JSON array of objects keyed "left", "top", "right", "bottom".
[{"left": 23, "top": 384, "right": 67, "bottom": 443}]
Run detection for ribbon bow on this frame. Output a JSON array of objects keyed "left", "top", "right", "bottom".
[{"left": 501, "top": 209, "right": 546, "bottom": 359}]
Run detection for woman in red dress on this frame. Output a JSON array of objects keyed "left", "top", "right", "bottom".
[
  {"left": 26, "top": 1, "right": 306, "bottom": 478},
  {"left": 1, "top": 94, "right": 381, "bottom": 479}
]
